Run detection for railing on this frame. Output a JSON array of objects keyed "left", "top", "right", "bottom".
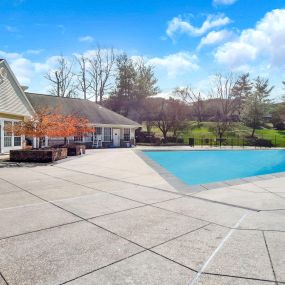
[{"left": 187, "top": 136, "right": 284, "bottom": 148}]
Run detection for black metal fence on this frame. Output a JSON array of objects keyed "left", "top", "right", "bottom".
[{"left": 187, "top": 136, "right": 283, "bottom": 148}]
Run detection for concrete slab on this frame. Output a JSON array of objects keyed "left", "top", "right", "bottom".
[
  {"left": 88, "top": 181, "right": 181, "bottom": 204},
  {"left": 254, "top": 177, "right": 285, "bottom": 190},
  {"left": 92, "top": 206, "right": 207, "bottom": 248},
  {"left": 0, "top": 191, "right": 43, "bottom": 209},
  {"left": 205, "top": 230, "right": 275, "bottom": 281},
  {"left": 0, "top": 179, "right": 21, "bottom": 194},
  {"left": 227, "top": 183, "right": 269, "bottom": 193},
  {"left": 34, "top": 166, "right": 108, "bottom": 184},
  {"left": 155, "top": 197, "right": 250, "bottom": 227},
  {"left": 0, "top": 221, "right": 142, "bottom": 285},
  {"left": 201, "top": 182, "right": 229, "bottom": 190},
  {"left": 27, "top": 183, "right": 98, "bottom": 201},
  {"left": 54, "top": 192, "right": 143, "bottom": 219},
  {"left": 152, "top": 224, "right": 228, "bottom": 271},
  {"left": 1, "top": 149, "right": 285, "bottom": 284},
  {"left": 0, "top": 276, "right": 6, "bottom": 285},
  {"left": 67, "top": 251, "right": 195, "bottom": 285},
  {"left": 195, "top": 274, "right": 273, "bottom": 284},
  {"left": 238, "top": 210, "right": 285, "bottom": 231},
  {"left": 123, "top": 174, "right": 179, "bottom": 192},
  {"left": 0, "top": 203, "right": 80, "bottom": 239},
  {"left": 264, "top": 231, "right": 285, "bottom": 282},
  {"left": 194, "top": 188, "right": 285, "bottom": 210},
  {"left": 61, "top": 164, "right": 141, "bottom": 180}
]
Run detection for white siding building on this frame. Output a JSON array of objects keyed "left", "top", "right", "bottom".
[{"left": 0, "top": 59, "right": 141, "bottom": 153}]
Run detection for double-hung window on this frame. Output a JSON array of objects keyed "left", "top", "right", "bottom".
[
  {"left": 4, "top": 121, "right": 12, "bottom": 147},
  {"left": 96, "top": 127, "right": 102, "bottom": 135},
  {"left": 74, "top": 136, "right": 83, "bottom": 142},
  {"left": 104, "top": 128, "right": 111, "bottom": 141},
  {"left": 13, "top": 121, "right": 22, "bottom": 146},
  {"left": 123, "top": 128, "right": 130, "bottom": 141}
]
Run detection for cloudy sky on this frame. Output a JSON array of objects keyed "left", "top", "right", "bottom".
[{"left": 1, "top": 0, "right": 285, "bottom": 98}]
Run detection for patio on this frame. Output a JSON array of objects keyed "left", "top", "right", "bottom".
[{"left": 0, "top": 148, "right": 284, "bottom": 285}]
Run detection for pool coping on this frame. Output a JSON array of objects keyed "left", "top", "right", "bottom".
[{"left": 135, "top": 149, "right": 285, "bottom": 195}]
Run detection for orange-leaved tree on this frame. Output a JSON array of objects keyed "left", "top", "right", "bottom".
[{"left": 6, "top": 108, "right": 93, "bottom": 148}]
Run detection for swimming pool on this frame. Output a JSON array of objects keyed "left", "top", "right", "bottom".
[{"left": 144, "top": 150, "right": 285, "bottom": 186}]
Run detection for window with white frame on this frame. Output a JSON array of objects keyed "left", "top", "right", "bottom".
[
  {"left": 96, "top": 127, "right": 102, "bottom": 135},
  {"left": 4, "top": 121, "right": 12, "bottom": 147},
  {"left": 74, "top": 136, "right": 83, "bottom": 142},
  {"left": 13, "top": 121, "right": 22, "bottom": 146},
  {"left": 104, "top": 128, "right": 111, "bottom": 141},
  {"left": 123, "top": 128, "right": 130, "bottom": 141},
  {"left": 93, "top": 127, "right": 102, "bottom": 141}
]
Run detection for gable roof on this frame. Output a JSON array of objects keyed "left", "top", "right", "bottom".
[
  {"left": 25, "top": 92, "right": 141, "bottom": 127},
  {"left": 0, "top": 59, "right": 34, "bottom": 117}
]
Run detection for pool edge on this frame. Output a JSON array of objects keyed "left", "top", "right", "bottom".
[{"left": 134, "top": 149, "right": 285, "bottom": 194}]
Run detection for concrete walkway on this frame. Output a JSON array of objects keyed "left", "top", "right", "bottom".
[{"left": 0, "top": 148, "right": 284, "bottom": 285}]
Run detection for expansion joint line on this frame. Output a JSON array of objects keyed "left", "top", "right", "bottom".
[
  {"left": 0, "top": 271, "right": 9, "bottom": 285},
  {"left": 262, "top": 231, "right": 278, "bottom": 284},
  {"left": 188, "top": 213, "right": 249, "bottom": 285}
]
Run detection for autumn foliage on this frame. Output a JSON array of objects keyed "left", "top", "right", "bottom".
[{"left": 6, "top": 108, "right": 93, "bottom": 140}]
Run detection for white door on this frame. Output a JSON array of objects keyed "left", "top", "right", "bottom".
[{"left": 112, "top": 129, "right": 120, "bottom": 147}]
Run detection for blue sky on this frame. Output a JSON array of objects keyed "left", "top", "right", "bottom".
[{"left": 1, "top": 0, "right": 285, "bottom": 98}]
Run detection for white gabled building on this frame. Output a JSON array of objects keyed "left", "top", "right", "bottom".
[
  {"left": 0, "top": 59, "right": 141, "bottom": 154},
  {"left": 0, "top": 59, "right": 34, "bottom": 154}
]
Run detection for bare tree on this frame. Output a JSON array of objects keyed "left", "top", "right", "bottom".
[
  {"left": 152, "top": 98, "right": 188, "bottom": 140},
  {"left": 88, "top": 46, "right": 115, "bottom": 103},
  {"left": 45, "top": 56, "right": 76, "bottom": 97},
  {"left": 209, "top": 73, "right": 238, "bottom": 141},
  {"left": 155, "top": 99, "right": 172, "bottom": 140},
  {"left": 75, "top": 55, "right": 91, "bottom": 100},
  {"left": 174, "top": 86, "right": 204, "bottom": 125}
]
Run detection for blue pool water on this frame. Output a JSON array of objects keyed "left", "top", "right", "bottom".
[{"left": 144, "top": 150, "right": 285, "bottom": 186}]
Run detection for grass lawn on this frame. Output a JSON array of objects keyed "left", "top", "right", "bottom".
[{"left": 143, "top": 122, "right": 285, "bottom": 147}]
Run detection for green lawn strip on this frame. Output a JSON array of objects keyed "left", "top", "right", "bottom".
[{"left": 142, "top": 121, "right": 285, "bottom": 147}]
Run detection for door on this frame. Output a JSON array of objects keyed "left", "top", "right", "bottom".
[{"left": 112, "top": 129, "right": 120, "bottom": 147}]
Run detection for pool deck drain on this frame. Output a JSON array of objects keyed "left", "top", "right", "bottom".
[{"left": 0, "top": 148, "right": 285, "bottom": 285}]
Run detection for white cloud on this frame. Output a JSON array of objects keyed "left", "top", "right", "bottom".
[
  {"left": 215, "top": 9, "right": 285, "bottom": 70},
  {"left": 148, "top": 52, "right": 199, "bottom": 78},
  {"left": 166, "top": 14, "right": 231, "bottom": 39},
  {"left": 0, "top": 50, "right": 21, "bottom": 60},
  {"left": 25, "top": 49, "right": 44, "bottom": 55},
  {"left": 0, "top": 50, "right": 61, "bottom": 91},
  {"left": 213, "top": 0, "right": 237, "bottom": 6},
  {"left": 79, "top": 35, "right": 94, "bottom": 43},
  {"left": 198, "top": 29, "right": 232, "bottom": 49}
]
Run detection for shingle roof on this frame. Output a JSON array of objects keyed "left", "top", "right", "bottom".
[{"left": 25, "top": 93, "right": 140, "bottom": 127}]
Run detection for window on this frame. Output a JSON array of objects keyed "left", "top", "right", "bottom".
[
  {"left": 123, "top": 128, "right": 130, "bottom": 141},
  {"left": 4, "top": 121, "right": 12, "bottom": 147},
  {"left": 74, "top": 136, "right": 83, "bottom": 142},
  {"left": 13, "top": 122, "right": 22, "bottom": 147},
  {"left": 93, "top": 127, "right": 102, "bottom": 142},
  {"left": 95, "top": 127, "right": 102, "bottom": 135},
  {"left": 104, "top": 128, "right": 111, "bottom": 141},
  {"left": 39, "top": 137, "right": 46, "bottom": 147},
  {"left": 14, "top": 137, "right": 21, "bottom": 146}
]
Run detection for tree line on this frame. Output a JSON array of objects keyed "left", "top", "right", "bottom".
[{"left": 45, "top": 48, "right": 285, "bottom": 141}]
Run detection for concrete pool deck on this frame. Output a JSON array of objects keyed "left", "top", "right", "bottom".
[{"left": 0, "top": 148, "right": 284, "bottom": 284}]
